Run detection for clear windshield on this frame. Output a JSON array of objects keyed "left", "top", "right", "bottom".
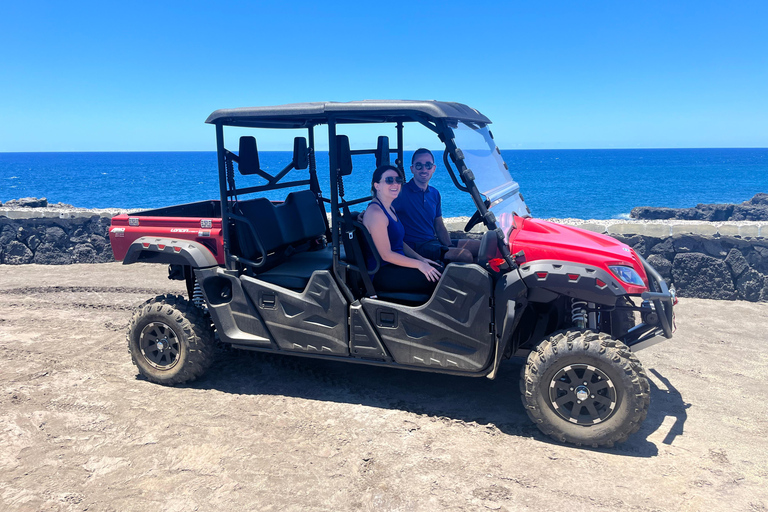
[{"left": 451, "top": 121, "right": 530, "bottom": 236}]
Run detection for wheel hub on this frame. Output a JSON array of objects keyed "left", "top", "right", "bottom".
[
  {"left": 574, "top": 385, "right": 590, "bottom": 402},
  {"left": 548, "top": 364, "right": 617, "bottom": 425},
  {"left": 139, "top": 322, "right": 180, "bottom": 370}
]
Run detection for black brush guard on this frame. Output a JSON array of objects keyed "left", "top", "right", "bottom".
[{"left": 622, "top": 254, "right": 676, "bottom": 351}]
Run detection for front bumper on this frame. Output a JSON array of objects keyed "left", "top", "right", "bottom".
[{"left": 623, "top": 254, "right": 676, "bottom": 352}]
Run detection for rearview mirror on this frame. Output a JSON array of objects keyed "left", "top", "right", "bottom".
[
  {"left": 376, "top": 136, "right": 390, "bottom": 167},
  {"left": 293, "top": 137, "right": 308, "bottom": 170},
  {"left": 238, "top": 136, "right": 260, "bottom": 175},
  {"left": 336, "top": 135, "right": 353, "bottom": 176}
]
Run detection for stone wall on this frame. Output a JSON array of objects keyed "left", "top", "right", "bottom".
[
  {"left": 0, "top": 209, "right": 120, "bottom": 265},
  {"left": 2, "top": 208, "right": 767, "bottom": 302}
]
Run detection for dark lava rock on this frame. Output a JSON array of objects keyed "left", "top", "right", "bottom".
[
  {"left": 3, "top": 240, "right": 34, "bottom": 265},
  {"left": 746, "top": 193, "right": 768, "bottom": 206},
  {"left": 650, "top": 238, "right": 676, "bottom": 258},
  {"left": 672, "top": 253, "right": 737, "bottom": 300},
  {"left": 735, "top": 269, "right": 765, "bottom": 302},
  {"left": 33, "top": 243, "right": 72, "bottom": 265},
  {"left": 749, "top": 245, "right": 768, "bottom": 275},
  {"left": 725, "top": 248, "right": 749, "bottom": 279},
  {"left": 3, "top": 197, "right": 49, "bottom": 208},
  {"left": 646, "top": 254, "right": 672, "bottom": 280},
  {"left": 43, "top": 227, "right": 68, "bottom": 244},
  {"left": 631, "top": 194, "right": 768, "bottom": 221},
  {"left": 672, "top": 234, "right": 703, "bottom": 253},
  {"left": 702, "top": 238, "right": 727, "bottom": 258},
  {"left": 72, "top": 244, "right": 97, "bottom": 263},
  {"left": 629, "top": 206, "right": 678, "bottom": 220}
]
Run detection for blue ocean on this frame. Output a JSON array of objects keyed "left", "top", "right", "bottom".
[{"left": 1, "top": 149, "right": 766, "bottom": 219}]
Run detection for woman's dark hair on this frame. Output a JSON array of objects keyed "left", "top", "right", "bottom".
[{"left": 371, "top": 165, "right": 404, "bottom": 197}]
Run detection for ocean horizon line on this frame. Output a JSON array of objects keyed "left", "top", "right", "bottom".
[{"left": 2, "top": 146, "right": 768, "bottom": 154}]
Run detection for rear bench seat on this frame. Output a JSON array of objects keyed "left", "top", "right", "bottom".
[{"left": 231, "top": 190, "right": 331, "bottom": 290}]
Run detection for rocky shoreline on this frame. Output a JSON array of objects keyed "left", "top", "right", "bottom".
[
  {"left": 630, "top": 193, "right": 768, "bottom": 221},
  {"left": 2, "top": 197, "right": 767, "bottom": 302}
]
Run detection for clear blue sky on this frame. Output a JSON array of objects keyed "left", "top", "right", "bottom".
[{"left": 1, "top": 0, "right": 766, "bottom": 151}]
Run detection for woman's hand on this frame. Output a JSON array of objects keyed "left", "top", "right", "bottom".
[{"left": 417, "top": 260, "right": 442, "bottom": 282}]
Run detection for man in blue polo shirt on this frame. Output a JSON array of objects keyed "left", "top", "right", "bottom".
[{"left": 393, "top": 148, "right": 479, "bottom": 263}]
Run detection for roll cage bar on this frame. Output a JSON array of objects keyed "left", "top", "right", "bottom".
[{"left": 207, "top": 101, "right": 516, "bottom": 275}]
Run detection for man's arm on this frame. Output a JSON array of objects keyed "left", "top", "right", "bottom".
[{"left": 434, "top": 216, "right": 452, "bottom": 246}]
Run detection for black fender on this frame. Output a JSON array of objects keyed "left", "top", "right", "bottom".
[
  {"left": 517, "top": 260, "right": 626, "bottom": 306},
  {"left": 123, "top": 237, "right": 219, "bottom": 268}
]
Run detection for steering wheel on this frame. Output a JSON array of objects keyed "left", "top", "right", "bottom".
[
  {"left": 464, "top": 210, "right": 483, "bottom": 232},
  {"left": 464, "top": 199, "right": 492, "bottom": 232}
]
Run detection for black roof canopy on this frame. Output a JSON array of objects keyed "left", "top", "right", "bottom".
[{"left": 205, "top": 100, "right": 491, "bottom": 128}]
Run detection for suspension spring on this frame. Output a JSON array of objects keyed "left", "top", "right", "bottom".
[
  {"left": 192, "top": 279, "right": 206, "bottom": 310},
  {"left": 571, "top": 298, "right": 588, "bottom": 330}
]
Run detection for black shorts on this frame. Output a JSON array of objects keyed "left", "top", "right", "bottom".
[{"left": 412, "top": 239, "right": 457, "bottom": 261}]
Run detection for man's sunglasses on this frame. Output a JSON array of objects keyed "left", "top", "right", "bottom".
[
  {"left": 413, "top": 162, "right": 434, "bottom": 171},
  {"left": 381, "top": 176, "right": 404, "bottom": 185}
]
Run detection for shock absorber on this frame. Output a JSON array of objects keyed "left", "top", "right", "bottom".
[
  {"left": 571, "top": 298, "right": 588, "bottom": 330},
  {"left": 192, "top": 279, "right": 206, "bottom": 310}
]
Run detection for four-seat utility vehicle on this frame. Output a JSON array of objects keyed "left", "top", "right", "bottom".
[{"left": 110, "top": 100, "right": 676, "bottom": 447}]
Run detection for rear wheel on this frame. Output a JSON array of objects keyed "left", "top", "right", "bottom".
[
  {"left": 520, "top": 330, "right": 650, "bottom": 447},
  {"left": 127, "top": 294, "right": 215, "bottom": 386}
]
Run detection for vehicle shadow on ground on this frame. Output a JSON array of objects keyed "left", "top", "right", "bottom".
[{"left": 171, "top": 349, "right": 684, "bottom": 456}]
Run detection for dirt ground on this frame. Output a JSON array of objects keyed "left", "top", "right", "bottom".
[{"left": 0, "top": 263, "right": 766, "bottom": 512}]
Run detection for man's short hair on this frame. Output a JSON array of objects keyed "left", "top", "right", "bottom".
[{"left": 411, "top": 148, "right": 434, "bottom": 164}]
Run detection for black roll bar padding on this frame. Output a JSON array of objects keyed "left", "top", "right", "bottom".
[
  {"left": 396, "top": 121, "right": 404, "bottom": 171},
  {"left": 637, "top": 253, "right": 675, "bottom": 338},
  {"left": 293, "top": 137, "right": 309, "bottom": 170},
  {"left": 442, "top": 148, "right": 469, "bottom": 192},
  {"left": 215, "top": 123, "right": 234, "bottom": 270}
]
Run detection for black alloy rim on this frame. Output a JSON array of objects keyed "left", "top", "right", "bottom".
[
  {"left": 548, "top": 364, "right": 617, "bottom": 425},
  {"left": 139, "top": 322, "right": 181, "bottom": 369}
]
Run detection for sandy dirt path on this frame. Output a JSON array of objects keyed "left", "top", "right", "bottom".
[{"left": 1, "top": 263, "right": 767, "bottom": 512}]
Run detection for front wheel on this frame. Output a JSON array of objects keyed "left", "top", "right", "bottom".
[
  {"left": 127, "top": 294, "right": 215, "bottom": 386},
  {"left": 520, "top": 330, "right": 650, "bottom": 447}
]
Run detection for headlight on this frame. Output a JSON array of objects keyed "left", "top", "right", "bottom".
[{"left": 609, "top": 265, "right": 645, "bottom": 286}]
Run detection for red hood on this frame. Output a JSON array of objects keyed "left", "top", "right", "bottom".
[{"left": 509, "top": 217, "right": 649, "bottom": 292}]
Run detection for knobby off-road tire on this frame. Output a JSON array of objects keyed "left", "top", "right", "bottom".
[
  {"left": 127, "top": 294, "right": 215, "bottom": 386},
  {"left": 520, "top": 330, "right": 650, "bottom": 447}
]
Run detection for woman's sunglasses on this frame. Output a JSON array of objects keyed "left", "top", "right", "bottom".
[{"left": 381, "top": 176, "right": 404, "bottom": 185}]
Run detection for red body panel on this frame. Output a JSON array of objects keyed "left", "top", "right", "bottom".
[
  {"left": 508, "top": 217, "right": 649, "bottom": 295},
  {"left": 109, "top": 214, "right": 225, "bottom": 265}
]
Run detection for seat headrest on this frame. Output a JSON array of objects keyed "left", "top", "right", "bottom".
[{"left": 238, "top": 136, "right": 260, "bottom": 175}]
